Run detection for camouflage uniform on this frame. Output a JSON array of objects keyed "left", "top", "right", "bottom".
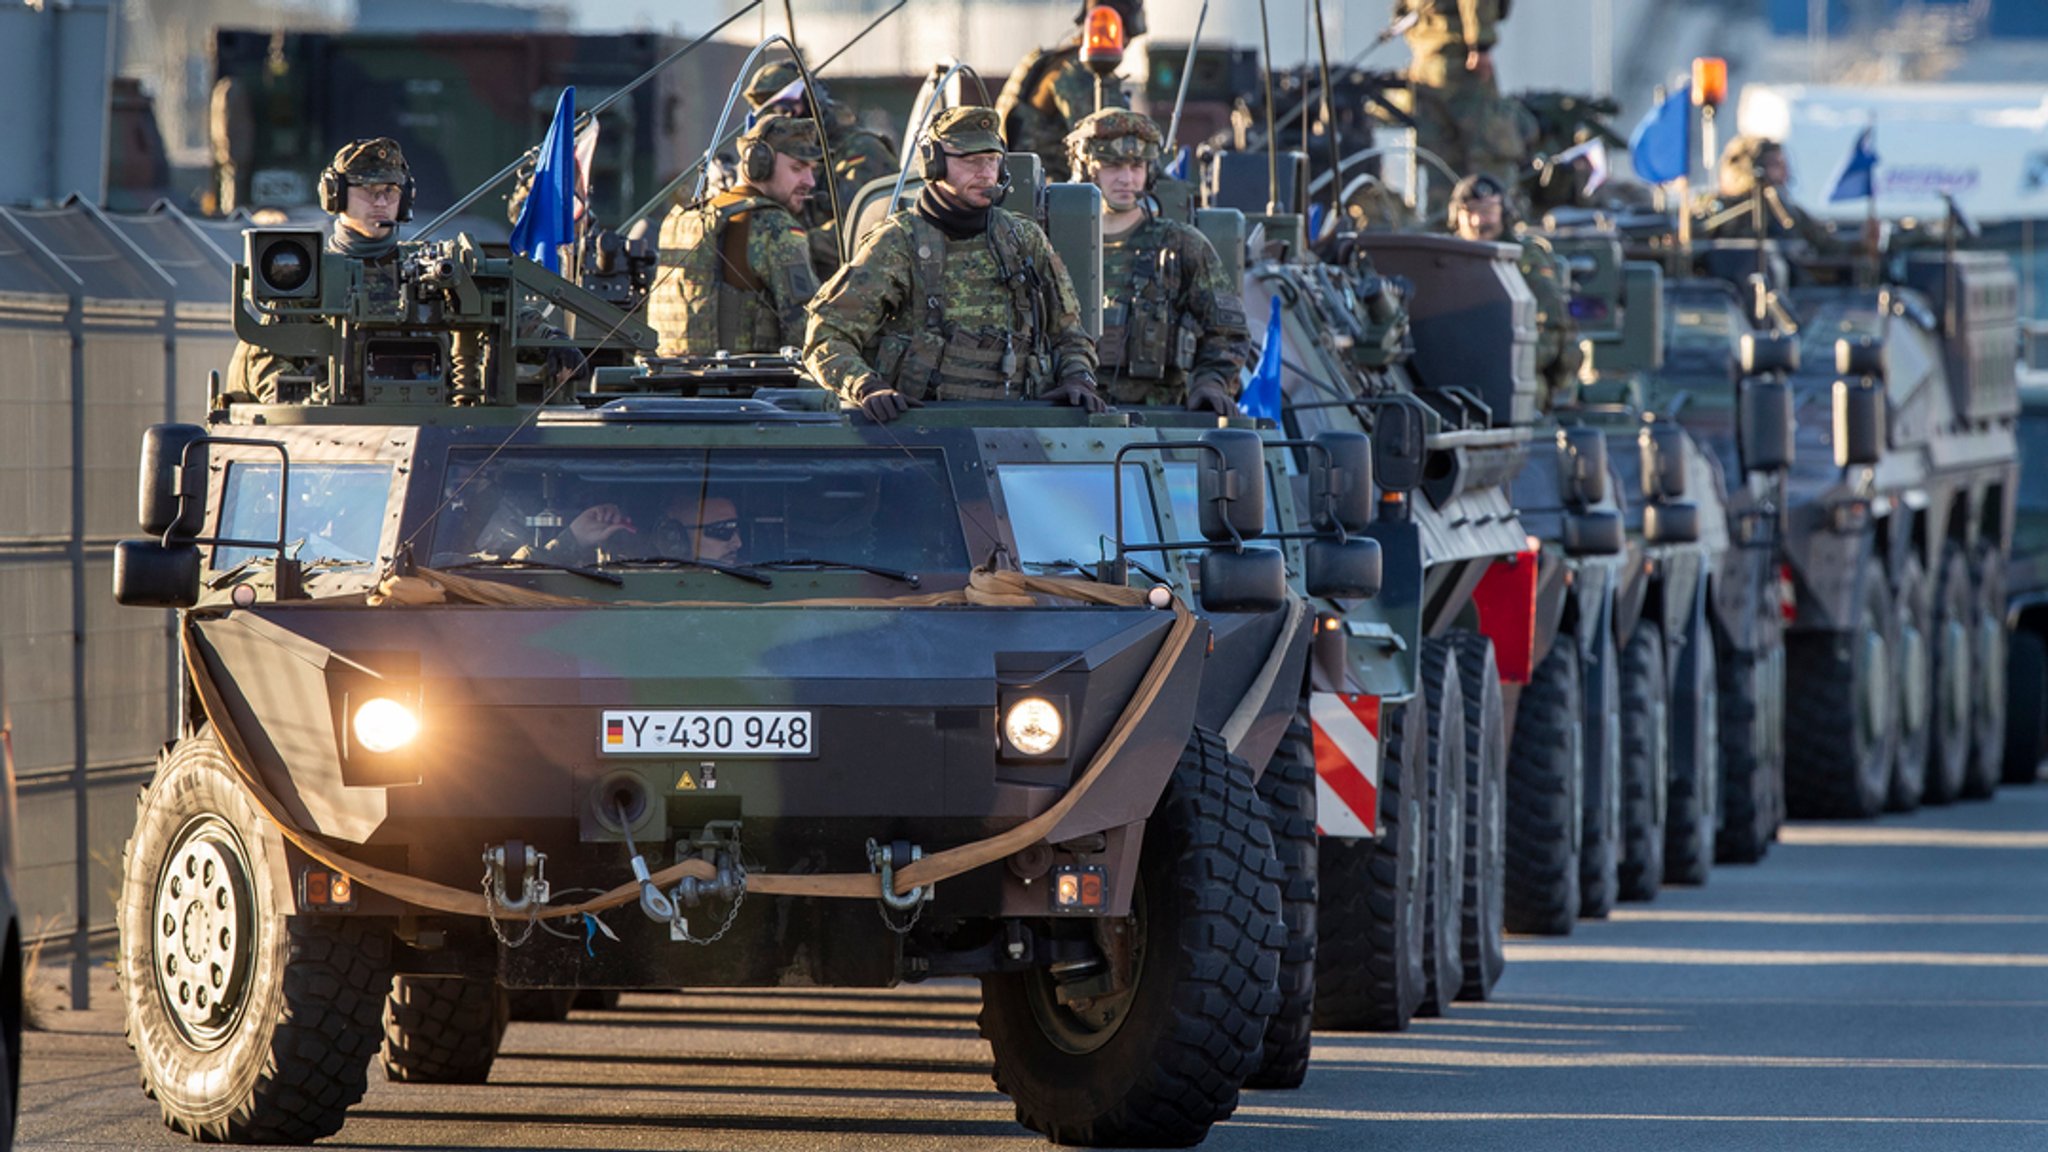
[
  {"left": 804, "top": 107, "right": 1100, "bottom": 408},
  {"left": 651, "top": 116, "right": 823, "bottom": 357},
  {"left": 227, "top": 138, "right": 412, "bottom": 404},
  {"left": 744, "top": 61, "right": 900, "bottom": 278},
  {"left": 1390, "top": 0, "right": 1527, "bottom": 208},
  {"left": 1068, "top": 110, "right": 1248, "bottom": 408},
  {"left": 996, "top": 1, "right": 1142, "bottom": 183},
  {"left": 1693, "top": 135, "right": 1848, "bottom": 258}
]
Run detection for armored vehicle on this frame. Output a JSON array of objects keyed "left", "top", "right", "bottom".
[
  {"left": 2002, "top": 377, "right": 2048, "bottom": 784},
  {"left": 107, "top": 204, "right": 1388, "bottom": 1146}
]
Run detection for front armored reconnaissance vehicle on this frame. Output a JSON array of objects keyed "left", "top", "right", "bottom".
[{"left": 108, "top": 171, "right": 1380, "bottom": 1145}]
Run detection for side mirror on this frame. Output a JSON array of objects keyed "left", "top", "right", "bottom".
[
  {"left": 1372, "top": 400, "right": 1427, "bottom": 495},
  {"left": 1308, "top": 430, "right": 1374, "bottom": 533},
  {"left": 1199, "top": 547, "right": 1287, "bottom": 613},
  {"left": 1558, "top": 426, "right": 1608, "bottom": 506},
  {"left": 1305, "top": 537, "right": 1383, "bottom": 600},
  {"left": 1833, "top": 377, "right": 1885, "bottom": 467},
  {"left": 1835, "top": 336, "right": 1884, "bottom": 379},
  {"left": 1739, "top": 331, "right": 1800, "bottom": 376},
  {"left": 1197, "top": 429, "right": 1268, "bottom": 542},
  {"left": 1643, "top": 500, "right": 1701, "bottom": 544},
  {"left": 1638, "top": 422, "right": 1689, "bottom": 500},
  {"left": 246, "top": 228, "right": 324, "bottom": 303},
  {"left": 1737, "top": 375, "right": 1794, "bottom": 474},
  {"left": 113, "top": 539, "right": 202, "bottom": 608},
  {"left": 1563, "top": 508, "right": 1625, "bottom": 556},
  {"left": 138, "top": 423, "right": 209, "bottom": 537}
]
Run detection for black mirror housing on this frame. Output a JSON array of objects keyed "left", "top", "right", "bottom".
[
  {"left": 1199, "top": 547, "right": 1287, "bottom": 613},
  {"left": 1197, "top": 428, "right": 1268, "bottom": 542},
  {"left": 1835, "top": 336, "right": 1884, "bottom": 379},
  {"left": 138, "top": 423, "right": 209, "bottom": 538},
  {"left": 1372, "top": 401, "right": 1427, "bottom": 495},
  {"left": 1558, "top": 426, "right": 1608, "bottom": 506},
  {"left": 113, "top": 539, "right": 202, "bottom": 608},
  {"left": 1739, "top": 331, "right": 1800, "bottom": 376},
  {"left": 1833, "top": 377, "right": 1885, "bottom": 467},
  {"left": 1309, "top": 430, "right": 1374, "bottom": 533},
  {"left": 1738, "top": 376, "right": 1794, "bottom": 474},
  {"left": 1639, "top": 422, "right": 1689, "bottom": 500},
  {"left": 1643, "top": 500, "right": 1701, "bottom": 544},
  {"left": 1304, "top": 537, "right": 1383, "bottom": 600},
  {"left": 1563, "top": 508, "right": 1625, "bottom": 556}
]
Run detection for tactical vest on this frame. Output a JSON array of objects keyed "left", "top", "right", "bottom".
[
  {"left": 1099, "top": 222, "right": 1199, "bottom": 383},
  {"left": 872, "top": 213, "right": 1054, "bottom": 402},
  {"left": 658, "top": 191, "right": 786, "bottom": 356},
  {"left": 994, "top": 47, "right": 1057, "bottom": 155}
]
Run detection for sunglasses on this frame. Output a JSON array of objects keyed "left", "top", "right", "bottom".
[{"left": 686, "top": 518, "right": 741, "bottom": 542}]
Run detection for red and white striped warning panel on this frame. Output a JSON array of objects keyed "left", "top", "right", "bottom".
[{"left": 1312, "top": 691, "right": 1381, "bottom": 840}]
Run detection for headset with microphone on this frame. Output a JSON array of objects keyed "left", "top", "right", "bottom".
[
  {"left": 318, "top": 138, "right": 416, "bottom": 224},
  {"left": 920, "top": 137, "right": 1012, "bottom": 200}
]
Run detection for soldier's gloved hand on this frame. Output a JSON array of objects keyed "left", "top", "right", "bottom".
[
  {"left": 857, "top": 387, "right": 921, "bottom": 423},
  {"left": 1185, "top": 379, "right": 1236, "bottom": 417},
  {"left": 543, "top": 346, "right": 587, "bottom": 385},
  {"left": 1044, "top": 376, "right": 1108, "bottom": 414}
]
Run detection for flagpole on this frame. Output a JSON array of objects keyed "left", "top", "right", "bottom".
[{"left": 1864, "top": 117, "right": 1880, "bottom": 287}]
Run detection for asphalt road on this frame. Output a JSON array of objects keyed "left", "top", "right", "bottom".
[{"left": 18, "top": 786, "right": 2048, "bottom": 1151}]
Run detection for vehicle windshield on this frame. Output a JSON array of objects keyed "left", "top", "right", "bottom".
[
  {"left": 2020, "top": 411, "right": 2048, "bottom": 513},
  {"left": 997, "top": 463, "right": 1164, "bottom": 573},
  {"left": 215, "top": 461, "right": 394, "bottom": 569},
  {"left": 428, "top": 447, "right": 969, "bottom": 576}
]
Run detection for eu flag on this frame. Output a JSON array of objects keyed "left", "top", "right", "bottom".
[
  {"left": 511, "top": 86, "right": 577, "bottom": 273},
  {"left": 1628, "top": 81, "right": 1691, "bottom": 185},
  {"left": 1827, "top": 127, "right": 1879, "bottom": 203},
  {"left": 1239, "top": 295, "right": 1284, "bottom": 422}
]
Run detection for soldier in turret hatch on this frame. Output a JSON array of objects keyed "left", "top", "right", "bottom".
[
  {"left": 803, "top": 105, "right": 1105, "bottom": 423},
  {"left": 1450, "top": 172, "right": 1580, "bottom": 410},
  {"left": 997, "top": 0, "right": 1142, "bottom": 182},
  {"left": 1067, "top": 109, "right": 1247, "bottom": 415},
  {"left": 651, "top": 115, "right": 823, "bottom": 358},
  {"left": 1693, "top": 135, "right": 1865, "bottom": 261},
  {"left": 743, "top": 60, "right": 898, "bottom": 277}
]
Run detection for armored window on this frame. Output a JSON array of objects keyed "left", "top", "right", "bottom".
[
  {"left": 214, "top": 461, "right": 395, "bottom": 570},
  {"left": 997, "top": 463, "right": 1164, "bottom": 575}
]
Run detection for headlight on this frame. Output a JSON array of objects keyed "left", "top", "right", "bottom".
[
  {"left": 1003, "top": 697, "right": 1064, "bottom": 757},
  {"left": 353, "top": 697, "right": 420, "bottom": 754}
]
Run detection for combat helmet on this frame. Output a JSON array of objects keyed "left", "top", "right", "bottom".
[
  {"left": 1448, "top": 172, "right": 1513, "bottom": 224},
  {"left": 1066, "top": 108, "right": 1162, "bottom": 177},
  {"left": 744, "top": 60, "right": 817, "bottom": 112},
  {"left": 1718, "top": 135, "right": 1785, "bottom": 197},
  {"left": 319, "top": 137, "right": 414, "bottom": 219}
]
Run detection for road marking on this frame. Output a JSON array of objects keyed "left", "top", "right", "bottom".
[{"left": 1503, "top": 944, "right": 2048, "bottom": 967}]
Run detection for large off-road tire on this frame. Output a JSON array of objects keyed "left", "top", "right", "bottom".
[
  {"left": 1663, "top": 609, "right": 1718, "bottom": 887},
  {"left": 382, "top": 976, "right": 508, "bottom": 1084},
  {"left": 1417, "top": 640, "right": 1465, "bottom": 1019},
  {"left": 1504, "top": 641, "right": 1583, "bottom": 935},
  {"left": 980, "top": 729, "right": 1282, "bottom": 1147},
  {"left": 1247, "top": 711, "right": 1318, "bottom": 1091},
  {"left": 575, "top": 989, "right": 622, "bottom": 1010},
  {"left": 120, "top": 732, "right": 394, "bottom": 1144},
  {"left": 1578, "top": 627, "right": 1623, "bottom": 919},
  {"left": 2004, "top": 628, "right": 2048, "bottom": 785},
  {"left": 1617, "top": 624, "right": 1670, "bottom": 903},
  {"left": 1924, "top": 544, "right": 1974, "bottom": 806},
  {"left": 1314, "top": 695, "right": 1428, "bottom": 1031},
  {"left": 1887, "top": 553, "right": 1933, "bottom": 812},
  {"left": 1965, "top": 542, "right": 2008, "bottom": 798},
  {"left": 1715, "top": 566, "right": 1785, "bottom": 862},
  {"left": 1450, "top": 632, "right": 1507, "bottom": 1001},
  {"left": 506, "top": 988, "right": 577, "bottom": 1022},
  {"left": 1786, "top": 563, "right": 1896, "bottom": 819}
]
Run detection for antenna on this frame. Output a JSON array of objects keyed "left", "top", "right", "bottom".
[
  {"left": 1257, "top": 0, "right": 1279, "bottom": 213},
  {"left": 1161, "top": 0, "right": 1211, "bottom": 157},
  {"left": 1312, "top": 0, "right": 1341, "bottom": 233}
]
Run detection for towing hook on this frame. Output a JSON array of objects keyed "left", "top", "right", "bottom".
[
  {"left": 671, "top": 852, "right": 746, "bottom": 908},
  {"left": 867, "top": 838, "right": 929, "bottom": 912},
  {"left": 483, "top": 841, "right": 550, "bottom": 913}
]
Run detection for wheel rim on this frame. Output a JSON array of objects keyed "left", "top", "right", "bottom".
[
  {"left": 1023, "top": 888, "right": 1146, "bottom": 1056},
  {"left": 1857, "top": 627, "right": 1891, "bottom": 752},
  {"left": 152, "top": 815, "right": 257, "bottom": 1049},
  {"left": 1941, "top": 618, "right": 1970, "bottom": 736},
  {"left": 1977, "top": 613, "right": 2005, "bottom": 724},
  {"left": 1899, "top": 619, "right": 1930, "bottom": 736}
]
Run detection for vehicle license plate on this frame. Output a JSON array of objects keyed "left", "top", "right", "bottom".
[{"left": 601, "top": 710, "right": 814, "bottom": 756}]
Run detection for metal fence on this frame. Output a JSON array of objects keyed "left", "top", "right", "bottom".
[{"left": 0, "top": 198, "right": 238, "bottom": 1007}]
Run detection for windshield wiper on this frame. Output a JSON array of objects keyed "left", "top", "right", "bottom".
[
  {"left": 746, "top": 556, "right": 920, "bottom": 586},
  {"left": 1022, "top": 558, "right": 1104, "bottom": 582},
  {"left": 440, "top": 556, "right": 624, "bottom": 586},
  {"left": 600, "top": 554, "right": 775, "bottom": 587}
]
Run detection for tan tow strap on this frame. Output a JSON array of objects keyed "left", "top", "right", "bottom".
[{"left": 184, "top": 571, "right": 1195, "bottom": 920}]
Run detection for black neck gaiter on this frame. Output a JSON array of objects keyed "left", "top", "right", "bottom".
[
  {"left": 916, "top": 183, "right": 990, "bottom": 241},
  {"left": 328, "top": 220, "right": 400, "bottom": 261}
]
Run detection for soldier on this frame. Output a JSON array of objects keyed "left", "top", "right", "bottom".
[
  {"left": 1067, "top": 109, "right": 1247, "bottom": 414},
  {"left": 1392, "top": 0, "right": 1528, "bottom": 212},
  {"left": 996, "top": 0, "right": 1141, "bottom": 182},
  {"left": 651, "top": 115, "right": 824, "bottom": 358},
  {"left": 743, "top": 60, "right": 898, "bottom": 276},
  {"left": 804, "top": 105, "right": 1105, "bottom": 423},
  {"left": 224, "top": 138, "right": 415, "bottom": 403},
  {"left": 1694, "top": 135, "right": 1861, "bottom": 259},
  {"left": 1450, "top": 173, "right": 1580, "bottom": 409}
]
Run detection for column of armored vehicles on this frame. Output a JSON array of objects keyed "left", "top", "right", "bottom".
[{"left": 103, "top": 49, "right": 2024, "bottom": 1152}]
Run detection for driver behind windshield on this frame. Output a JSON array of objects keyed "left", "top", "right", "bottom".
[{"left": 653, "top": 494, "right": 744, "bottom": 564}]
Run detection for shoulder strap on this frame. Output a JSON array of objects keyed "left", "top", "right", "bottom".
[{"left": 903, "top": 213, "right": 949, "bottom": 332}]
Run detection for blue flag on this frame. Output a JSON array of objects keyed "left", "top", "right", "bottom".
[
  {"left": 1165, "top": 145, "right": 1191, "bottom": 182},
  {"left": 1827, "top": 126, "right": 1879, "bottom": 202},
  {"left": 1239, "top": 295, "right": 1283, "bottom": 422},
  {"left": 1628, "top": 81, "right": 1691, "bottom": 185},
  {"left": 510, "top": 86, "right": 576, "bottom": 273}
]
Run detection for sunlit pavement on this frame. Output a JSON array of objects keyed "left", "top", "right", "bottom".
[{"left": 19, "top": 785, "right": 2048, "bottom": 1151}]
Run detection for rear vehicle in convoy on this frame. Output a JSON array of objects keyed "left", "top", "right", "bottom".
[{"left": 107, "top": 206, "right": 1383, "bottom": 1146}]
